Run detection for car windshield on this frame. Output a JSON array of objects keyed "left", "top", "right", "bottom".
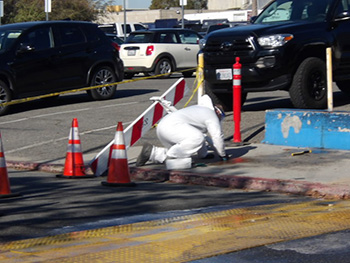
[
  {"left": 254, "top": 0, "right": 332, "bottom": 24},
  {"left": 0, "top": 30, "right": 23, "bottom": 52},
  {"left": 125, "top": 33, "right": 153, "bottom": 43}
]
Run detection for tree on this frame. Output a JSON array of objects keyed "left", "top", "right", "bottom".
[
  {"left": 2, "top": 0, "right": 17, "bottom": 24},
  {"left": 2, "top": 0, "right": 113, "bottom": 24},
  {"left": 150, "top": 0, "right": 207, "bottom": 10}
]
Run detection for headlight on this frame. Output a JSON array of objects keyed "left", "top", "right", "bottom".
[
  {"left": 199, "top": 38, "right": 207, "bottom": 50},
  {"left": 258, "top": 34, "right": 293, "bottom": 48}
]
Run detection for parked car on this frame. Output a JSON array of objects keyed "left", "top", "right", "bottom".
[
  {"left": 98, "top": 22, "right": 146, "bottom": 39},
  {"left": 199, "top": 19, "right": 230, "bottom": 36},
  {"left": 200, "top": 0, "right": 350, "bottom": 110},
  {"left": 105, "top": 33, "right": 124, "bottom": 49},
  {"left": 120, "top": 28, "right": 202, "bottom": 79},
  {"left": 206, "top": 24, "right": 230, "bottom": 34},
  {"left": 0, "top": 21, "right": 124, "bottom": 116}
]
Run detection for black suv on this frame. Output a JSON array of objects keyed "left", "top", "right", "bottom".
[
  {"left": 201, "top": 0, "right": 350, "bottom": 110},
  {"left": 0, "top": 21, "right": 124, "bottom": 115}
]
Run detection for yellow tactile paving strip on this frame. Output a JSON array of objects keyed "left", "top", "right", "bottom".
[{"left": 2, "top": 200, "right": 350, "bottom": 262}]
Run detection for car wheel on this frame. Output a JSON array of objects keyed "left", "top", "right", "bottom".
[
  {"left": 155, "top": 58, "right": 172, "bottom": 78},
  {"left": 0, "top": 80, "right": 11, "bottom": 116},
  {"left": 87, "top": 66, "right": 117, "bottom": 100},
  {"left": 336, "top": 80, "right": 350, "bottom": 96},
  {"left": 289, "top": 57, "right": 327, "bottom": 109},
  {"left": 205, "top": 80, "right": 247, "bottom": 111}
]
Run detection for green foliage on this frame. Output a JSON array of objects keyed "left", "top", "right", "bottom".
[
  {"left": 2, "top": 0, "right": 113, "bottom": 24},
  {"left": 150, "top": 0, "right": 207, "bottom": 10}
]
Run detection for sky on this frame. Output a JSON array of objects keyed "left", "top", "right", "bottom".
[{"left": 113, "top": 0, "right": 152, "bottom": 9}]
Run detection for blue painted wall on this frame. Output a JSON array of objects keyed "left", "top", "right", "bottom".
[{"left": 263, "top": 109, "right": 350, "bottom": 150}]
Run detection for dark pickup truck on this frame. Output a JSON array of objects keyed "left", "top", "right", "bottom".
[{"left": 200, "top": 0, "right": 350, "bottom": 110}]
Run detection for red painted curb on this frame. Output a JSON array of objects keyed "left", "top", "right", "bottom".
[{"left": 6, "top": 161, "right": 350, "bottom": 199}]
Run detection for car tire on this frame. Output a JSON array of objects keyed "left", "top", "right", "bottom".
[
  {"left": 87, "top": 66, "right": 117, "bottom": 100},
  {"left": 205, "top": 80, "right": 247, "bottom": 111},
  {"left": 336, "top": 80, "right": 350, "bottom": 96},
  {"left": 0, "top": 80, "right": 11, "bottom": 116},
  {"left": 289, "top": 57, "right": 327, "bottom": 109},
  {"left": 155, "top": 58, "right": 172, "bottom": 78}
]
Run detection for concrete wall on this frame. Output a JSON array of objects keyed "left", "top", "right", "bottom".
[
  {"left": 263, "top": 109, "right": 350, "bottom": 150},
  {"left": 208, "top": 0, "right": 250, "bottom": 10},
  {"left": 97, "top": 9, "right": 185, "bottom": 24},
  {"left": 97, "top": 9, "right": 253, "bottom": 24},
  {"left": 96, "top": 0, "right": 272, "bottom": 24}
]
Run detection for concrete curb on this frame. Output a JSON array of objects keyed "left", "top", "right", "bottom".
[
  {"left": 131, "top": 167, "right": 350, "bottom": 200},
  {"left": 7, "top": 160, "right": 347, "bottom": 200}
]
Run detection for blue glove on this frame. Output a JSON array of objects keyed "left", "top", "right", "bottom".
[{"left": 221, "top": 155, "right": 229, "bottom": 161}]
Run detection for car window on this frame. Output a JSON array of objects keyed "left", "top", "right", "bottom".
[
  {"left": 0, "top": 30, "right": 22, "bottom": 51},
  {"left": 20, "top": 27, "right": 53, "bottom": 51},
  {"left": 122, "top": 24, "right": 132, "bottom": 34},
  {"left": 178, "top": 32, "right": 200, "bottom": 44},
  {"left": 335, "top": 0, "right": 350, "bottom": 14},
  {"left": 255, "top": 0, "right": 331, "bottom": 23},
  {"left": 134, "top": 24, "right": 146, "bottom": 31},
  {"left": 98, "top": 25, "right": 116, "bottom": 34},
  {"left": 126, "top": 33, "right": 153, "bottom": 43},
  {"left": 159, "top": 33, "right": 177, "bottom": 43},
  {"left": 59, "top": 25, "right": 86, "bottom": 46}
]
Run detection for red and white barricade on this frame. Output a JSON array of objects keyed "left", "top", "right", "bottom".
[{"left": 90, "top": 78, "right": 188, "bottom": 176}]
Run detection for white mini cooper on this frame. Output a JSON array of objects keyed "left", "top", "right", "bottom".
[{"left": 120, "top": 28, "right": 202, "bottom": 78}]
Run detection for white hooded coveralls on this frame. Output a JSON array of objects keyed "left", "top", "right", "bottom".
[{"left": 150, "top": 99, "right": 225, "bottom": 163}]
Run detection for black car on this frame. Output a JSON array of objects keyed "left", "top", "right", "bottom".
[
  {"left": 105, "top": 33, "right": 124, "bottom": 46},
  {"left": 0, "top": 21, "right": 124, "bottom": 115},
  {"left": 201, "top": 0, "right": 350, "bottom": 110}
]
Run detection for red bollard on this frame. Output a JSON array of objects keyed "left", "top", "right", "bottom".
[{"left": 233, "top": 57, "right": 242, "bottom": 143}]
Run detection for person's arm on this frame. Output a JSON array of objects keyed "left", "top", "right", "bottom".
[
  {"left": 206, "top": 117, "right": 227, "bottom": 158},
  {"left": 150, "top": 97, "right": 177, "bottom": 114}
]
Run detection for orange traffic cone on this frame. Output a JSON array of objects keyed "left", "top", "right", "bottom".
[
  {"left": 57, "top": 118, "right": 93, "bottom": 179},
  {"left": 0, "top": 132, "right": 20, "bottom": 198},
  {"left": 101, "top": 122, "right": 136, "bottom": 187}
]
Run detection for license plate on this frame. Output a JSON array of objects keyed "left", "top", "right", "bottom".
[
  {"left": 128, "top": 50, "right": 136, "bottom": 56},
  {"left": 216, "top": 68, "right": 232, "bottom": 80}
]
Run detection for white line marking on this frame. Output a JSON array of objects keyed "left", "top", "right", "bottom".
[
  {"left": 6, "top": 121, "right": 133, "bottom": 153},
  {"left": 0, "top": 102, "right": 137, "bottom": 125}
]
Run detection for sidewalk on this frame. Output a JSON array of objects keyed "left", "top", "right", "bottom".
[{"left": 6, "top": 142, "right": 350, "bottom": 199}]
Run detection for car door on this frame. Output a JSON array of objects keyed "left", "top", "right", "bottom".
[
  {"left": 177, "top": 31, "right": 201, "bottom": 68},
  {"left": 157, "top": 32, "right": 185, "bottom": 69},
  {"left": 54, "top": 24, "right": 89, "bottom": 90},
  {"left": 11, "top": 26, "right": 61, "bottom": 95}
]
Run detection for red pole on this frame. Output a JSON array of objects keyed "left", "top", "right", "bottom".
[{"left": 233, "top": 57, "right": 242, "bottom": 143}]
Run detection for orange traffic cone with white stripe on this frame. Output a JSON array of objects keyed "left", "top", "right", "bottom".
[
  {"left": 57, "top": 118, "right": 92, "bottom": 179},
  {"left": 0, "top": 132, "right": 20, "bottom": 198},
  {"left": 101, "top": 122, "right": 136, "bottom": 187}
]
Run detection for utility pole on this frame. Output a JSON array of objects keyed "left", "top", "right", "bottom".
[
  {"left": 0, "top": 1, "right": 3, "bottom": 26},
  {"left": 123, "top": 0, "right": 127, "bottom": 41},
  {"left": 252, "top": 0, "right": 258, "bottom": 16},
  {"left": 180, "top": 0, "right": 187, "bottom": 29},
  {"left": 45, "top": 0, "right": 51, "bottom": 21}
]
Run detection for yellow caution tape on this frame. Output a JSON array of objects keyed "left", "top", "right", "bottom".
[
  {"left": 0, "top": 67, "right": 198, "bottom": 108},
  {"left": 291, "top": 150, "right": 312, "bottom": 156}
]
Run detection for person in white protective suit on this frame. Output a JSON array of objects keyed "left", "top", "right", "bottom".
[{"left": 136, "top": 94, "right": 228, "bottom": 167}]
